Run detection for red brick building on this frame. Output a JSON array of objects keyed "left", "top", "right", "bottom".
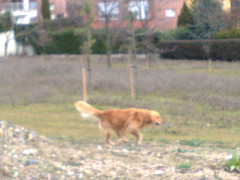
[
  {"left": 0, "top": 0, "right": 185, "bottom": 31},
  {"left": 90, "top": 0, "right": 185, "bottom": 32}
]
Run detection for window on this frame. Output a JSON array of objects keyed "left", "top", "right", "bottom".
[
  {"left": 50, "top": 3, "right": 55, "bottom": 11},
  {"left": 165, "top": 9, "right": 175, "bottom": 17},
  {"left": 98, "top": 1, "right": 119, "bottom": 20},
  {"left": 30, "top": 2, "right": 37, "bottom": 10},
  {"left": 57, "top": 14, "right": 64, "bottom": 18},
  {"left": 128, "top": 1, "right": 149, "bottom": 20}
]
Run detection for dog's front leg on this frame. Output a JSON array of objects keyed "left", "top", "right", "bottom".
[{"left": 132, "top": 131, "right": 143, "bottom": 145}]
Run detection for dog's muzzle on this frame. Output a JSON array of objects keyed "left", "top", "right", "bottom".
[{"left": 155, "top": 122, "right": 161, "bottom": 126}]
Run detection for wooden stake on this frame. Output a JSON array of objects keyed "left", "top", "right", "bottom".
[
  {"left": 208, "top": 58, "right": 212, "bottom": 72},
  {"left": 129, "top": 64, "right": 135, "bottom": 99},
  {"left": 146, "top": 54, "right": 149, "bottom": 69},
  {"left": 82, "top": 67, "right": 87, "bottom": 101}
]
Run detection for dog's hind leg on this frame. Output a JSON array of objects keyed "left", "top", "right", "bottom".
[
  {"left": 131, "top": 130, "right": 143, "bottom": 145},
  {"left": 116, "top": 130, "right": 129, "bottom": 144},
  {"left": 105, "top": 131, "right": 115, "bottom": 145}
]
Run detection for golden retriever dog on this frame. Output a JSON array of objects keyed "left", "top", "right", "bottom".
[{"left": 74, "top": 101, "right": 163, "bottom": 145}]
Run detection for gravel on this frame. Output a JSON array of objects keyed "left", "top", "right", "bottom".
[{"left": 0, "top": 120, "right": 239, "bottom": 179}]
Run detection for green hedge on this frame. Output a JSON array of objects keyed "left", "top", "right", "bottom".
[
  {"left": 160, "top": 40, "right": 240, "bottom": 61},
  {"left": 45, "top": 29, "right": 81, "bottom": 54},
  {"left": 160, "top": 42, "right": 205, "bottom": 60},
  {"left": 210, "top": 41, "right": 240, "bottom": 61},
  {"left": 15, "top": 23, "right": 240, "bottom": 61}
]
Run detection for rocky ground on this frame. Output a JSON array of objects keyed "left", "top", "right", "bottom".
[{"left": 0, "top": 120, "right": 239, "bottom": 180}]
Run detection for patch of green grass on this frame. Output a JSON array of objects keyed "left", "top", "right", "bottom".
[
  {"left": 225, "top": 149, "right": 240, "bottom": 173},
  {"left": 0, "top": 102, "right": 240, "bottom": 146},
  {"left": 177, "top": 163, "right": 192, "bottom": 170},
  {"left": 0, "top": 103, "right": 104, "bottom": 139},
  {"left": 179, "top": 139, "right": 204, "bottom": 147},
  {"left": 177, "top": 148, "right": 190, "bottom": 153}
]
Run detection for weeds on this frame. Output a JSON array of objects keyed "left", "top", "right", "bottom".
[
  {"left": 177, "top": 162, "right": 192, "bottom": 170},
  {"left": 179, "top": 139, "right": 204, "bottom": 147},
  {"left": 225, "top": 149, "right": 240, "bottom": 173}
]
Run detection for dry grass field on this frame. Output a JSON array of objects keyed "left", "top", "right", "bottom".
[
  {"left": 1, "top": 55, "right": 240, "bottom": 179},
  {"left": 0, "top": 55, "right": 240, "bottom": 146}
]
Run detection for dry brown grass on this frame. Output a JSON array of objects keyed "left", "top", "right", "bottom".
[{"left": 0, "top": 55, "right": 240, "bottom": 144}]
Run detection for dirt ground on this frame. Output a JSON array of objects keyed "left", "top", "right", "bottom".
[{"left": 0, "top": 120, "right": 239, "bottom": 180}]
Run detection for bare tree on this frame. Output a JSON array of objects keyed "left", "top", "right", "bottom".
[
  {"left": 125, "top": 0, "right": 151, "bottom": 66},
  {"left": 124, "top": 0, "right": 170, "bottom": 67},
  {"left": 96, "top": 0, "right": 125, "bottom": 68},
  {"left": 77, "top": 0, "right": 95, "bottom": 70},
  {"left": 75, "top": 0, "right": 96, "bottom": 93}
]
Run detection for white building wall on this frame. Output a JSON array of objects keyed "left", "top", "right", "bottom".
[
  {"left": 0, "top": 30, "right": 35, "bottom": 56},
  {"left": 0, "top": 31, "right": 17, "bottom": 56}
]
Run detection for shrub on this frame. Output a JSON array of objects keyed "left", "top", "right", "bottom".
[
  {"left": 177, "top": 2, "right": 194, "bottom": 27},
  {"left": 41, "top": 0, "right": 50, "bottom": 20},
  {"left": 160, "top": 39, "right": 240, "bottom": 61},
  {"left": 214, "top": 28, "right": 240, "bottom": 39},
  {"left": 210, "top": 40, "right": 240, "bottom": 61},
  {"left": 45, "top": 28, "right": 81, "bottom": 54},
  {"left": 0, "top": 11, "right": 12, "bottom": 32},
  {"left": 160, "top": 41, "right": 206, "bottom": 59},
  {"left": 160, "top": 27, "right": 193, "bottom": 40}
]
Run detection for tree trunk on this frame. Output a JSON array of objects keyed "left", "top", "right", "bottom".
[
  {"left": 105, "top": 19, "right": 112, "bottom": 69},
  {"left": 107, "top": 50, "right": 111, "bottom": 69},
  {"left": 4, "top": 41, "right": 8, "bottom": 56}
]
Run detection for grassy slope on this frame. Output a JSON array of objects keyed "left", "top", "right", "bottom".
[
  {"left": 0, "top": 98, "right": 239, "bottom": 144},
  {"left": 0, "top": 56, "right": 240, "bottom": 146}
]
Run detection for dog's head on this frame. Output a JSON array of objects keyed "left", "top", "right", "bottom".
[{"left": 150, "top": 111, "right": 163, "bottom": 126}]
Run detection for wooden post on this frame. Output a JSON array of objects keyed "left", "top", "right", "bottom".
[
  {"left": 208, "top": 58, "right": 212, "bottom": 72},
  {"left": 146, "top": 54, "right": 149, "bottom": 69},
  {"left": 129, "top": 64, "right": 135, "bottom": 99},
  {"left": 82, "top": 67, "right": 87, "bottom": 101}
]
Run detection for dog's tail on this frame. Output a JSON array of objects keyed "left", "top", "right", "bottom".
[{"left": 74, "top": 101, "right": 102, "bottom": 118}]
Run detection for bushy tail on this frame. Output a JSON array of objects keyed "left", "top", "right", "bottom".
[{"left": 74, "top": 101, "right": 102, "bottom": 118}]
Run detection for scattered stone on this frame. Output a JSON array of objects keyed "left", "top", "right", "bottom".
[
  {"left": 97, "top": 146, "right": 102, "bottom": 150},
  {"left": 79, "top": 173, "right": 84, "bottom": 178},
  {"left": 67, "top": 171, "right": 74, "bottom": 176},
  {"left": 154, "top": 169, "right": 164, "bottom": 175},
  {"left": 23, "top": 149, "right": 38, "bottom": 155},
  {"left": 24, "top": 159, "right": 38, "bottom": 166},
  {"left": 122, "top": 149, "right": 128, "bottom": 153},
  {"left": 0, "top": 120, "right": 240, "bottom": 179},
  {"left": 0, "top": 165, "right": 12, "bottom": 179},
  {"left": 25, "top": 131, "right": 38, "bottom": 141},
  {"left": 13, "top": 171, "right": 19, "bottom": 177},
  {"left": 224, "top": 155, "right": 232, "bottom": 160}
]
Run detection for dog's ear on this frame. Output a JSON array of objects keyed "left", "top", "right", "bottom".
[
  {"left": 129, "top": 110, "right": 153, "bottom": 127},
  {"left": 143, "top": 112, "right": 153, "bottom": 125}
]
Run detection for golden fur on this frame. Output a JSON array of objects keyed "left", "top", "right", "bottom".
[{"left": 74, "top": 101, "right": 163, "bottom": 145}]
